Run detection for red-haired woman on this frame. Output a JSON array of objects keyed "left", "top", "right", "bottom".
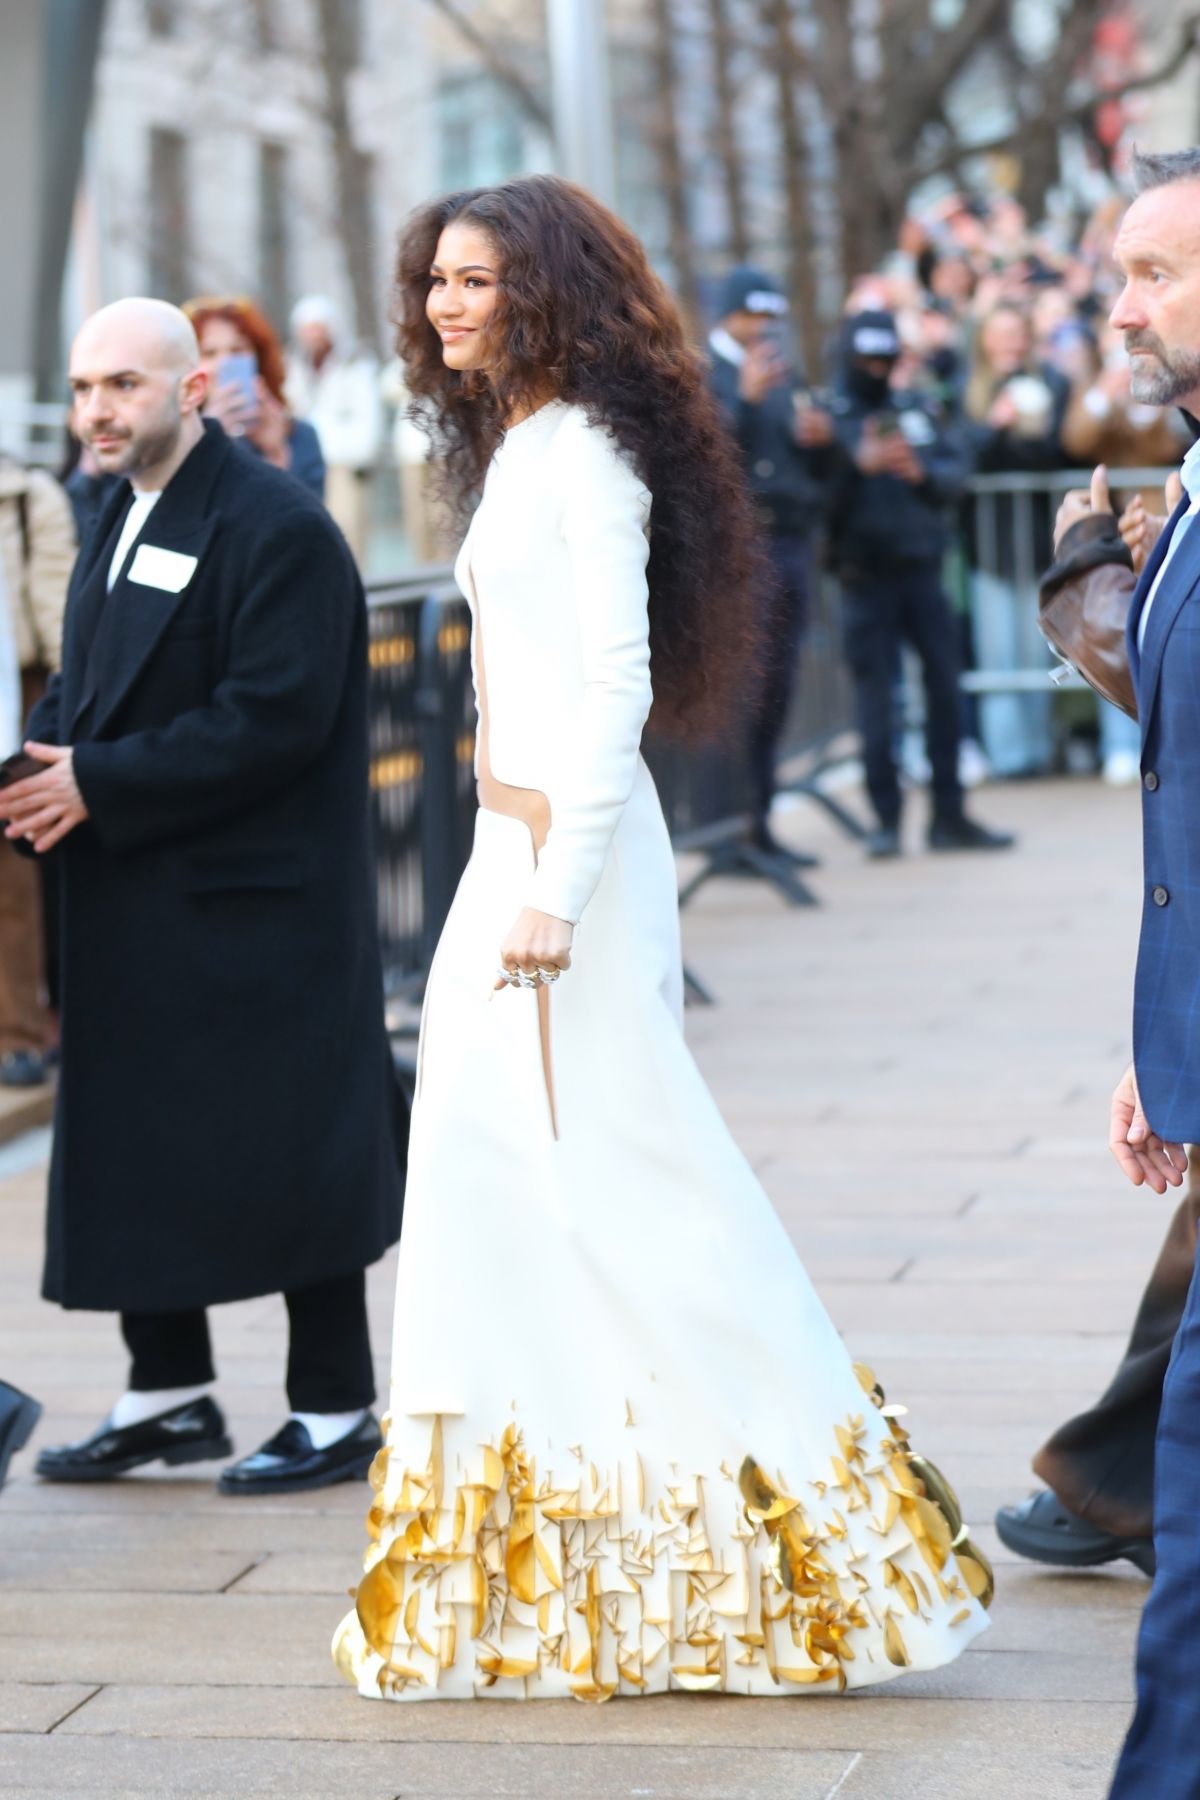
[
  {"left": 334, "top": 176, "right": 992, "bottom": 1702},
  {"left": 183, "top": 296, "right": 325, "bottom": 499}
]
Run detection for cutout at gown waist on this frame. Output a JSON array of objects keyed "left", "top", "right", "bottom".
[
  {"left": 476, "top": 758, "right": 551, "bottom": 854},
  {"left": 472, "top": 590, "right": 552, "bottom": 854}
]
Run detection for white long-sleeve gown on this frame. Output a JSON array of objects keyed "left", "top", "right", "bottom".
[{"left": 333, "top": 400, "right": 991, "bottom": 1701}]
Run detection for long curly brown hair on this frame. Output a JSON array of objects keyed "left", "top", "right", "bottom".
[{"left": 394, "top": 174, "right": 764, "bottom": 740}]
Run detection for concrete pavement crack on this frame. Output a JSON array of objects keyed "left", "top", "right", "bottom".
[
  {"left": 219, "top": 1556, "right": 267, "bottom": 1593},
  {"left": 45, "top": 1684, "right": 103, "bottom": 1733}
]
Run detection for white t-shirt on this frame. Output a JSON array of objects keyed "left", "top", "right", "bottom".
[
  {"left": 1138, "top": 436, "right": 1200, "bottom": 653},
  {"left": 107, "top": 489, "right": 162, "bottom": 592}
]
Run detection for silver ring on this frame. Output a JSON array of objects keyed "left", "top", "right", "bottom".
[
  {"left": 514, "top": 969, "right": 538, "bottom": 989},
  {"left": 497, "top": 964, "right": 519, "bottom": 985},
  {"left": 536, "top": 965, "right": 561, "bottom": 984}
]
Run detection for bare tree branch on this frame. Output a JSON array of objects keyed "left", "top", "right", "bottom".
[
  {"left": 647, "top": 0, "right": 701, "bottom": 328},
  {"left": 315, "top": 0, "right": 380, "bottom": 350},
  {"left": 911, "top": 11, "right": 1200, "bottom": 187},
  {"left": 706, "top": 0, "right": 750, "bottom": 261},
  {"left": 884, "top": 0, "right": 1012, "bottom": 148},
  {"left": 419, "top": 0, "right": 552, "bottom": 132},
  {"left": 1081, "top": 9, "right": 1200, "bottom": 106},
  {"left": 759, "top": 0, "right": 821, "bottom": 373}
]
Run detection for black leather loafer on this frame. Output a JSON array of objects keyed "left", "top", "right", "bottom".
[
  {"left": 35, "top": 1396, "right": 232, "bottom": 1482},
  {"left": 928, "top": 814, "right": 1015, "bottom": 852},
  {"left": 218, "top": 1413, "right": 381, "bottom": 1496},
  {"left": 995, "top": 1489, "right": 1155, "bottom": 1576},
  {"left": 0, "top": 1381, "right": 43, "bottom": 1487}
]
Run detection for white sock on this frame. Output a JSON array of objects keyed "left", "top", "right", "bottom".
[
  {"left": 289, "top": 1408, "right": 367, "bottom": 1450},
  {"left": 110, "top": 1385, "right": 213, "bottom": 1428}
]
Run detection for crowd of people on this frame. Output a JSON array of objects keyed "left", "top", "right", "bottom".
[
  {"left": 697, "top": 186, "right": 1193, "bottom": 870},
  {"left": 842, "top": 187, "right": 1189, "bottom": 785}
]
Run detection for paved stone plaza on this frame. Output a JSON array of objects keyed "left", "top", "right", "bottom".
[{"left": 0, "top": 777, "right": 1163, "bottom": 1797}]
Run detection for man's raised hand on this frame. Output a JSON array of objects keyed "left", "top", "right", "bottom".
[{"left": 1054, "top": 463, "right": 1114, "bottom": 554}]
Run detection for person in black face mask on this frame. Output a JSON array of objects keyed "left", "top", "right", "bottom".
[
  {"left": 707, "top": 267, "right": 834, "bottom": 871},
  {"left": 828, "top": 310, "right": 1014, "bottom": 857}
]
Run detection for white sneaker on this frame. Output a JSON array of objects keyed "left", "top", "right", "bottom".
[
  {"left": 1103, "top": 750, "right": 1141, "bottom": 787},
  {"left": 900, "top": 730, "right": 931, "bottom": 786},
  {"left": 957, "top": 738, "right": 991, "bottom": 788}
]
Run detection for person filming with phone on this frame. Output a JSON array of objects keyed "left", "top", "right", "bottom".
[
  {"left": 828, "top": 308, "right": 1013, "bottom": 859},
  {"left": 183, "top": 295, "right": 325, "bottom": 500},
  {"left": 707, "top": 266, "right": 833, "bottom": 869}
]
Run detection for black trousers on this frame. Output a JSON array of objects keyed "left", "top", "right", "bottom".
[
  {"left": 120, "top": 1268, "right": 376, "bottom": 1413},
  {"left": 1034, "top": 1173, "right": 1200, "bottom": 1542},
  {"left": 749, "top": 532, "right": 812, "bottom": 829},
  {"left": 840, "top": 561, "right": 963, "bottom": 829}
]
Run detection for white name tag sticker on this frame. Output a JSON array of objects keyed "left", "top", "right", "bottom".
[{"left": 127, "top": 544, "right": 199, "bottom": 593}]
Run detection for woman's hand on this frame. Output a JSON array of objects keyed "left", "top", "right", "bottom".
[
  {"left": 205, "top": 380, "right": 257, "bottom": 438},
  {"left": 246, "top": 383, "right": 292, "bottom": 469},
  {"left": 494, "top": 908, "right": 573, "bottom": 991},
  {"left": 986, "top": 390, "right": 1019, "bottom": 431}
]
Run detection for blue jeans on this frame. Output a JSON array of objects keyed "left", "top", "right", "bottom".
[
  {"left": 969, "top": 569, "right": 1054, "bottom": 776},
  {"left": 1099, "top": 699, "right": 1142, "bottom": 762}
]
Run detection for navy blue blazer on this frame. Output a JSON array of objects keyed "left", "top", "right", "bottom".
[{"left": 1128, "top": 492, "right": 1200, "bottom": 1141}]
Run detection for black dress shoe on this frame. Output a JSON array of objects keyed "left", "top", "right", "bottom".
[
  {"left": 865, "top": 825, "right": 901, "bottom": 859},
  {"left": 0, "top": 1382, "right": 42, "bottom": 1487},
  {"left": 995, "top": 1489, "right": 1155, "bottom": 1576},
  {"left": 928, "top": 814, "right": 1015, "bottom": 852},
  {"left": 35, "top": 1396, "right": 232, "bottom": 1482},
  {"left": 218, "top": 1413, "right": 381, "bottom": 1497}
]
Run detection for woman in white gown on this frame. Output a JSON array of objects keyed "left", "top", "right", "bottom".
[{"left": 334, "top": 175, "right": 992, "bottom": 1702}]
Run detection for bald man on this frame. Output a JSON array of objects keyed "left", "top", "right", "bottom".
[{"left": 4, "top": 299, "right": 403, "bottom": 1495}]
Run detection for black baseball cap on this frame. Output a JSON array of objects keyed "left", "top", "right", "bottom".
[
  {"left": 846, "top": 309, "right": 901, "bottom": 359},
  {"left": 716, "top": 266, "right": 788, "bottom": 319}
]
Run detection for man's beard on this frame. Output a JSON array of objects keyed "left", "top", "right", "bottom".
[
  {"left": 1125, "top": 330, "right": 1200, "bottom": 405},
  {"left": 90, "top": 398, "right": 183, "bottom": 477}
]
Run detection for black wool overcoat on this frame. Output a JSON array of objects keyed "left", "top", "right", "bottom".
[{"left": 31, "top": 421, "right": 404, "bottom": 1311}]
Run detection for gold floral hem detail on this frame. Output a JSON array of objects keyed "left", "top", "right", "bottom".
[{"left": 333, "top": 1367, "right": 992, "bottom": 1702}]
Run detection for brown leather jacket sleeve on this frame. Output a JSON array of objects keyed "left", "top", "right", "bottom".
[{"left": 1038, "top": 514, "right": 1138, "bottom": 720}]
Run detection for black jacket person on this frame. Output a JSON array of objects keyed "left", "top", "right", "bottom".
[
  {"left": 828, "top": 310, "right": 1012, "bottom": 857},
  {"left": 23, "top": 412, "right": 403, "bottom": 1492}
]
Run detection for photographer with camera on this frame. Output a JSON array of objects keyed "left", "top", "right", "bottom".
[{"left": 829, "top": 310, "right": 1013, "bottom": 858}]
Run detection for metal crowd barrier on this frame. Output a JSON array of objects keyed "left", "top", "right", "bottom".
[
  {"left": 961, "top": 466, "right": 1175, "bottom": 695},
  {"left": 366, "top": 574, "right": 475, "bottom": 1000},
  {"left": 645, "top": 560, "right": 864, "bottom": 915}
]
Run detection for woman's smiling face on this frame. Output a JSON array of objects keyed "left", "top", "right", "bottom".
[{"left": 426, "top": 222, "right": 500, "bottom": 371}]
